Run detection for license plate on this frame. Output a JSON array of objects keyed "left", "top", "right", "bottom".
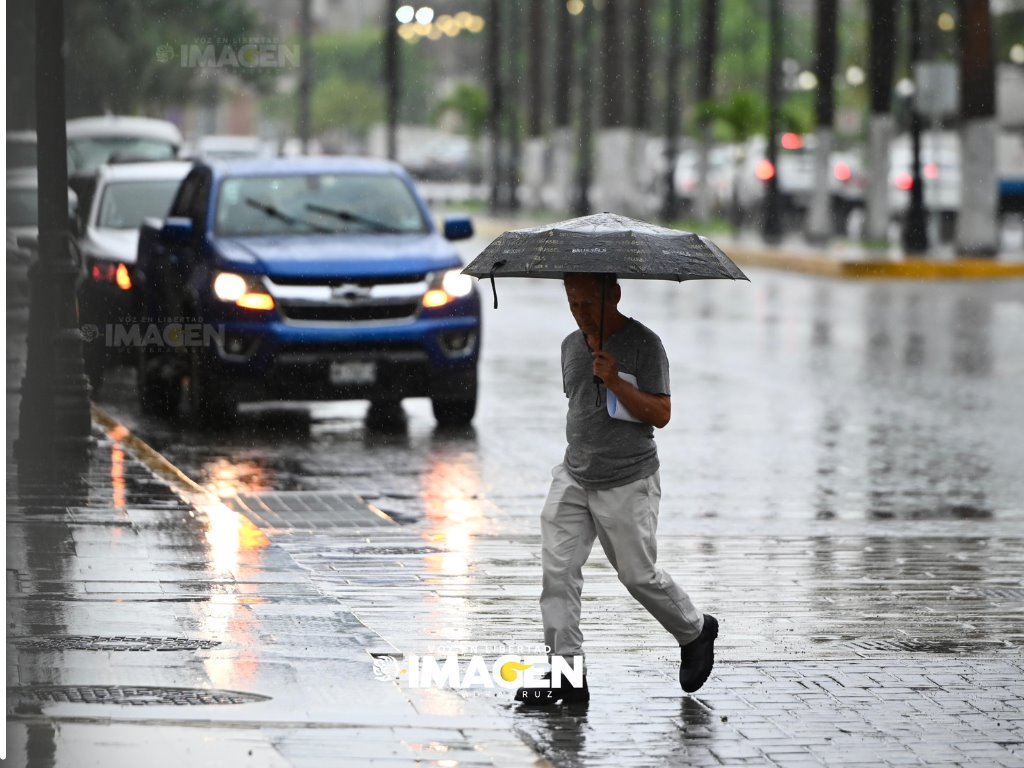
[{"left": 329, "top": 361, "right": 376, "bottom": 385}]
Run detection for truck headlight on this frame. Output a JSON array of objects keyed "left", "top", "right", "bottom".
[
  {"left": 213, "top": 271, "right": 275, "bottom": 311},
  {"left": 423, "top": 269, "right": 475, "bottom": 308}
]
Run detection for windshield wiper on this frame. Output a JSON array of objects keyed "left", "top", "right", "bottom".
[
  {"left": 244, "top": 197, "right": 335, "bottom": 234},
  {"left": 304, "top": 203, "right": 404, "bottom": 233}
]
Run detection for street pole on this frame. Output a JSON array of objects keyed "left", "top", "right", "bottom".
[
  {"left": 762, "top": 0, "right": 784, "bottom": 244},
  {"left": 902, "top": 0, "right": 929, "bottom": 254},
  {"left": 661, "top": 0, "right": 682, "bottom": 222},
  {"left": 17, "top": 0, "right": 92, "bottom": 480},
  {"left": 384, "top": 0, "right": 400, "bottom": 160},
  {"left": 298, "top": 0, "right": 312, "bottom": 154}
]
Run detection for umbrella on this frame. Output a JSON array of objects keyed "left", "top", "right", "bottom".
[{"left": 462, "top": 212, "right": 750, "bottom": 398}]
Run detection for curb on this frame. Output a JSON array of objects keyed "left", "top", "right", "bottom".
[
  {"left": 727, "top": 245, "right": 1024, "bottom": 280},
  {"left": 91, "top": 403, "right": 206, "bottom": 496}
]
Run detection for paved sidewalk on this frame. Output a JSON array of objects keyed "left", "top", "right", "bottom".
[{"left": 6, "top": 313, "right": 547, "bottom": 768}]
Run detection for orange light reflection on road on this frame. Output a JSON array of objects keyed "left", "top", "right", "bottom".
[
  {"left": 421, "top": 453, "right": 484, "bottom": 578},
  {"left": 196, "top": 497, "right": 270, "bottom": 689},
  {"left": 110, "top": 443, "right": 127, "bottom": 509},
  {"left": 203, "top": 458, "right": 271, "bottom": 496}
]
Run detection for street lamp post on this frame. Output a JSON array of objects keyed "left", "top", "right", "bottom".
[
  {"left": 902, "top": 0, "right": 929, "bottom": 254},
  {"left": 17, "top": 0, "right": 92, "bottom": 480}
]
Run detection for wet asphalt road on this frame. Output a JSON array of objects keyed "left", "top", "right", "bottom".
[
  {"left": 96, "top": 232, "right": 1024, "bottom": 525},
  {"left": 72, "top": 230, "right": 1024, "bottom": 765}
]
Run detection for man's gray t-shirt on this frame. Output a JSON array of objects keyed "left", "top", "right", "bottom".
[{"left": 562, "top": 317, "right": 670, "bottom": 489}]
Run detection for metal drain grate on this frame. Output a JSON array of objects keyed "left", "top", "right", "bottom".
[
  {"left": 13, "top": 635, "right": 221, "bottom": 652},
  {"left": 226, "top": 491, "right": 397, "bottom": 529},
  {"left": 10, "top": 685, "right": 269, "bottom": 706}
]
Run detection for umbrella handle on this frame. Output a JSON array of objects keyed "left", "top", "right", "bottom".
[
  {"left": 593, "top": 276, "right": 606, "bottom": 401},
  {"left": 488, "top": 260, "right": 506, "bottom": 310}
]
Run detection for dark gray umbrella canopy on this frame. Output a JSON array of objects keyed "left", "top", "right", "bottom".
[{"left": 462, "top": 212, "right": 749, "bottom": 282}]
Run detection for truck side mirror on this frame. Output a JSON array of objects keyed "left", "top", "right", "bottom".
[
  {"left": 443, "top": 215, "right": 473, "bottom": 241},
  {"left": 161, "top": 217, "right": 194, "bottom": 243}
]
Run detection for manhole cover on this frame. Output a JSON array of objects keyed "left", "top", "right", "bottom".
[
  {"left": 10, "top": 685, "right": 269, "bottom": 706},
  {"left": 13, "top": 635, "right": 221, "bottom": 652}
]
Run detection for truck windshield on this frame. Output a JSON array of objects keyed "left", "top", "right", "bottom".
[
  {"left": 215, "top": 173, "right": 429, "bottom": 237},
  {"left": 96, "top": 180, "right": 183, "bottom": 229}
]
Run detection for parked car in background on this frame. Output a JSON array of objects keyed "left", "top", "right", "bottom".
[
  {"left": 66, "top": 115, "right": 183, "bottom": 222},
  {"left": 7, "top": 131, "right": 38, "bottom": 171},
  {"left": 673, "top": 145, "right": 737, "bottom": 216},
  {"left": 67, "top": 116, "right": 183, "bottom": 175},
  {"left": 76, "top": 160, "right": 193, "bottom": 388},
  {"left": 686, "top": 135, "right": 865, "bottom": 234},
  {"left": 192, "top": 134, "right": 273, "bottom": 161},
  {"left": 134, "top": 157, "right": 480, "bottom": 426},
  {"left": 6, "top": 170, "right": 78, "bottom": 311}
]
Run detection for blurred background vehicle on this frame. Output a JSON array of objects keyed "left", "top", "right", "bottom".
[
  {"left": 134, "top": 156, "right": 480, "bottom": 426},
  {"left": 673, "top": 144, "right": 738, "bottom": 217},
  {"left": 191, "top": 134, "right": 274, "bottom": 161},
  {"left": 76, "top": 160, "right": 193, "bottom": 389},
  {"left": 7, "top": 131, "right": 38, "bottom": 172},
  {"left": 6, "top": 170, "right": 78, "bottom": 311},
  {"left": 66, "top": 116, "right": 183, "bottom": 175}
]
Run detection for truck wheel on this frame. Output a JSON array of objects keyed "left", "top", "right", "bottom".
[
  {"left": 431, "top": 370, "right": 477, "bottom": 427},
  {"left": 137, "top": 351, "right": 182, "bottom": 417},
  {"left": 188, "top": 349, "right": 236, "bottom": 426}
]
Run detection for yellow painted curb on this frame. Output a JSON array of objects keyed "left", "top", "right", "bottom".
[
  {"left": 91, "top": 403, "right": 206, "bottom": 495},
  {"left": 726, "top": 246, "right": 1024, "bottom": 280}
]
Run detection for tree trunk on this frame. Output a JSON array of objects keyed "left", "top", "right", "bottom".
[
  {"left": 553, "top": 1, "right": 574, "bottom": 130},
  {"left": 600, "top": 0, "right": 626, "bottom": 128},
  {"left": 661, "top": 0, "right": 683, "bottom": 221},
  {"left": 488, "top": 0, "right": 503, "bottom": 212},
  {"left": 864, "top": 0, "right": 897, "bottom": 243},
  {"left": 956, "top": 0, "right": 998, "bottom": 256},
  {"left": 527, "top": 0, "right": 544, "bottom": 138},
  {"left": 694, "top": 0, "right": 719, "bottom": 221},
  {"left": 806, "top": 0, "right": 838, "bottom": 243},
  {"left": 574, "top": 3, "right": 595, "bottom": 216}
]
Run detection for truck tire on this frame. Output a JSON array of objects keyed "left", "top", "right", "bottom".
[
  {"left": 137, "top": 350, "right": 182, "bottom": 417},
  {"left": 431, "top": 369, "right": 477, "bottom": 427},
  {"left": 188, "top": 348, "right": 237, "bottom": 427}
]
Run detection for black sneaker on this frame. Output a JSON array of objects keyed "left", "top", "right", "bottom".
[
  {"left": 679, "top": 614, "right": 719, "bottom": 693},
  {"left": 514, "top": 672, "right": 589, "bottom": 706}
]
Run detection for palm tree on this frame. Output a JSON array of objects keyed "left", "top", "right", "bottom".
[
  {"left": 956, "top": 0, "right": 998, "bottom": 256},
  {"left": 864, "top": 0, "right": 897, "bottom": 244},
  {"left": 806, "top": 0, "right": 838, "bottom": 243}
]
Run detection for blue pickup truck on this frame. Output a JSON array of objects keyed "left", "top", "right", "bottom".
[{"left": 134, "top": 156, "right": 480, "bottom": 425}]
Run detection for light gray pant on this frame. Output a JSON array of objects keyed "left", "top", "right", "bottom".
[{"left": 540, "top": 463, "right": 704, "bottom": 662}]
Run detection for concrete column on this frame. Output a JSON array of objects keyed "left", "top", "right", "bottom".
[{"left": 864, "top": 114, "right": 893, "bottom": 243}]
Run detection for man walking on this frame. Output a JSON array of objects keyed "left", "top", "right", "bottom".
[{"left": 516, "top": 272, "right": 717, "bottom": 706}]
